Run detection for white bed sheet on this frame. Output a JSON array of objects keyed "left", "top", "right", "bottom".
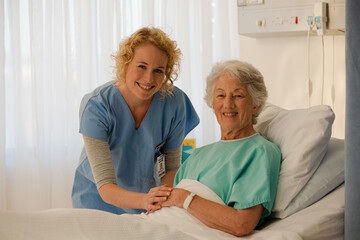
[
  {"left": 0, "top": 181, "right": 344, "bottom": 240},
  {"left": 250, "top": 183, "right": 344, "bottom": 240}
]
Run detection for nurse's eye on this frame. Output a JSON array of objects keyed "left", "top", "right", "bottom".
[
  {"left": 154, "top": 69, "right": 164, "bottom": 74},
  {"left": 138, "top": 65, "right": 146, "bottom": 69}
]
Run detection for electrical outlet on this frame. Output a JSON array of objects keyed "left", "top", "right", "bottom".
[{"left": 314, "top": 2, "right": 328, "bottom": 35}]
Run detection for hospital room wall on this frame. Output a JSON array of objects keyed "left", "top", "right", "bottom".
[{"left": 238, "top": 35, "right": 346, "bottom": 139}]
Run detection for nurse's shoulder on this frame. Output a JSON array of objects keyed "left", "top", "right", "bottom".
[
  {"left": 163, "top": 86, "right": 195, "bottom": 109},
  {"left": 79, "top": 81, "right": 118, "bottom": 117}
]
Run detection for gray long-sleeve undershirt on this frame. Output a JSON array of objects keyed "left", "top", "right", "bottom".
[{"left": 82, "top": 134, "right": 182, "bottom": 190}]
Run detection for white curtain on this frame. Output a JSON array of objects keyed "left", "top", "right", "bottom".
[{"left": 1, "top": 0, "right": 240, "bottom": 211}]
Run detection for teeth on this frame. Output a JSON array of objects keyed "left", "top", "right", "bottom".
[
  {"left": 223, "top": 113, "right": 237, "bottom": 116},
  {"left": 138, "top": 83, "right": 152, "bottom": 90}
]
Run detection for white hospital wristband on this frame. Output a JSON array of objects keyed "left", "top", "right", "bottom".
[{"left": 183, "top": 192, "right": 196, "bottom": 210}]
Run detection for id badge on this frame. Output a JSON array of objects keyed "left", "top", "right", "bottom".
[{"left": 157, "top": 154, "right": 166, "bottom": 179}]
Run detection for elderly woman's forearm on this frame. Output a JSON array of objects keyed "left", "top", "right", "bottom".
[{"left": 186, "top": 195, "right": 263, "bottom": 237}]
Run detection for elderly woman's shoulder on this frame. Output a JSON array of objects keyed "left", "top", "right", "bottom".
[
  {"left": 255, "top": 133, "right": 278, "bottom": 145},
  {"left": 255, "top": 134, "right": 282, "bottom": 157},
  {"left": 191, "top": 141, "right": 219, "bottom": 154}
]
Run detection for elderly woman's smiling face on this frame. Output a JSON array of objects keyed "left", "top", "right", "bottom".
[{"left": 213, "top": 75, "right": 258, "bottom": 140}]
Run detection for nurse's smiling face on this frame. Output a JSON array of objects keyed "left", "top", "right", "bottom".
[
  {"left": 123, "top": 42, "right": 168, "bottom": 103},
  {"left": 213, "top": 75, "right": 258, "bottom": 140}
]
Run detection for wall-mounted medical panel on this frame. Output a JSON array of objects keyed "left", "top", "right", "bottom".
[{"left": 237, "top": 0, "right": 345, "bottom": 37}]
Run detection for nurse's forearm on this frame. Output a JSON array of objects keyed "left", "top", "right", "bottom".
[
  {"left": 98, "top": 183, "right": 172, "bottom": 212},
  {"left": 82, "top": 135, "right": 117, "bottom": 189},
  {"left": 161, "top": 146, "right": 182, "bottom": 186},
  {"left": 98, "top": 183, "right": 146, "bottom": 209},
  {"left": 161, "top": 170, "right": 177, "bottom": 186},
  {"left": 164, "top": 146, "right": 182, "bottom": 171}
]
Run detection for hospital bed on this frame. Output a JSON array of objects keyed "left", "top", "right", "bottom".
[{"left": 0, "top": 103, "right": 344, "bottom": 240}]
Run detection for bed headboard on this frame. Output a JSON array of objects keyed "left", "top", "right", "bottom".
[{"left": 345, "top": 0, "right": 360, "bottom": 239}]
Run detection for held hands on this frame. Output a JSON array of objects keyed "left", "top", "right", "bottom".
[
  {"left": 143, "top": 184, "right": 172, "bottom": 213},
  {"left": 159, "top": 188, "right": 190, "bottom": 209}
]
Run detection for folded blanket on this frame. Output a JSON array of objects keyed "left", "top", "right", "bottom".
[{"left": 139, "top": 179, "right": 238, "bottom": 239}]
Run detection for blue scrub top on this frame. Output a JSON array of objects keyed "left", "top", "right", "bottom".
[{"left": 71, "top": 81, "right": 200, "bottom": 214}]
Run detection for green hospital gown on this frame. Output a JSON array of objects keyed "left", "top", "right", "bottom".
[{"left": 174, "top": 133, "right": 281, "bottom": 224}]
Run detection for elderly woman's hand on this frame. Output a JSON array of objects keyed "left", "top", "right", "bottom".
[
  {"left": 159, "top": 188, "right": 191, "bottom": 208},
  {"left": 143, "top": 184, "right": 172, "bottom": 213}
]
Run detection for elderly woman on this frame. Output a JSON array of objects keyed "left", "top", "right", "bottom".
[{"left": 161, "top": 60, "right": 281, "bottom": 237}]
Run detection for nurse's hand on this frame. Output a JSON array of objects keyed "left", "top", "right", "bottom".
[{"left": 144, "top": 184, "right": 172, "bottom": 213}]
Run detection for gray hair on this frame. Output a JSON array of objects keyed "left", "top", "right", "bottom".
[{"left": 204, "top": 60, "right": 268, "bottom": 124}]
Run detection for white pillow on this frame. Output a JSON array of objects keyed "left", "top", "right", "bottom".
[
  {"left": 254, "top": 103, "right": 335, "bottom": 215},
  {"left": 276, "top": 138, "right": 344, "bottom": 218}
]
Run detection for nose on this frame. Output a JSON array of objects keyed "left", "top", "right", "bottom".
[
  {"left": 143, "top": 70, "right": 154, "bottom": 83},
  {"left": 224, "top": 96, "right": 235, "bottom": 108}
]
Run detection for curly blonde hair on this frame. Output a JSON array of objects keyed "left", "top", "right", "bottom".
[{"left": 112, "top": 27, "right": 182, "bottom": 97}]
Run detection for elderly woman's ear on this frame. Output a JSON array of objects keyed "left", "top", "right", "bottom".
[{"left": 253, "top": 104, "right": 261, "bottom": 114}]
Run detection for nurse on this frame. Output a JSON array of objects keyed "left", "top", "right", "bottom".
[{"left": 71, "top": 27, "right": 200, "bottom": 214}]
